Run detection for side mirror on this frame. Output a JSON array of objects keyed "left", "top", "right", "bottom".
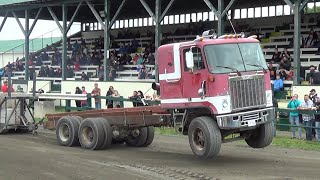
[{"left": 185, "top": 51, "right": 194, "bottom": 69}]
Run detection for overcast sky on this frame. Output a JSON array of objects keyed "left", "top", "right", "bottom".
[{"left": 0, "top": 17, "right": 80, "bottom": 41}]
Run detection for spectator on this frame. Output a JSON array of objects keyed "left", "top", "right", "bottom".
[
  {"left": 129, "top": 91, "right": 139, "bottom": 107},
  {"left": 278, "top": 68, "right": 287, "bottom": 80},
  {"left": 287, "top": 67, "right": 294, "bottom": 80},
  {"left": 271, "top": 48, "right": 281, "bottom": 63},
  {"left": 106, "top": 86, "right": 114, "bottom": 108},
  {"left": 298, "top": 94, "right": 316, "bottom": 141},
  {"left": 138, "top": 65, "right": 148, "bottom": 79},
  {"left": 97, "top": 66, "right": 104, "bottom": 81},
  {"left": 309, "top": 89, "right": 318, "bottom": 104},
  {"left": 280, "top": 56, "right": 291, "bottom": 71},
  {"left": 136, "top": 90, "right": 145, "bottom": 106},
  {"left": 309, "top": 65, "right": 316, "bottom": 84},
  {"left": 81, "top": 86, "right": 87, "bottom": 107},
  {"left": 281, "top": 48, "right": 291, "bottom": 59},
  {"left": 1, "top": 80, "right": 14, "bottom": 92},
  {"left": 81, "top": 72, "right": 89, "bottom": 81},
  {"left": 287, "top": 94, "right": 302, "bottom": 139},
  {"left": 315, "top": 100, "right": 320, "bottom": 142},
  {"left": 268, "top": 64, "right": 276, "bottom": 80},
  {"left": 75, "top": 87, "right": 82, "bottom": 108},
  {"left": 304, "top": 29, "right": 318, "bottom": 48},
  {"left": 91, "top": 83, "right": 101, "bottom": 109},
  {"left": 273, "top": 75, "right": 284, "bottom": 93},
  {"left": 66, "top": 65, "right": 74, "bottom": 78},
  {"left": 112, "top": 90, "right": 121, "bottom": 108}
]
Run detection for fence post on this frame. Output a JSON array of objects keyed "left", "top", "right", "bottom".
[
  {"left": 65, "top": 99, "right": 71, "bottom": 112},
  {"left": 86, "top": 93, "right": 92, "bottom": 108},
  {"left": 120, "top": 96, "right": 124, "bottom": 108}
]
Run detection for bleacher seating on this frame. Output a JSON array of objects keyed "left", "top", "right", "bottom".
[{"left": 4, "top": 19, "right": 320, "bottom": 86}]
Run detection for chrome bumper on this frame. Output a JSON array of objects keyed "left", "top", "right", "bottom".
[{"left": 216, "top": 107, "right": 275, "bottom": 130}]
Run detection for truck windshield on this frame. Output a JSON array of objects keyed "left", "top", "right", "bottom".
[{"left": 204, "top": 43, "right": 267, "bottom": 74}]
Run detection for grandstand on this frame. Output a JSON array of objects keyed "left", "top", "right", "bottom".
[{"left": 0, "top": 0, "right": 320, "bottom": 93}]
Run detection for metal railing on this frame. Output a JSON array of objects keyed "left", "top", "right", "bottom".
[{"left": 276, "top": 108, "right": 320, "bottom": 130}]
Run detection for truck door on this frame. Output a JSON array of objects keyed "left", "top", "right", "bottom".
[{"left": 182, "top": 47, "right": 208, "bottom": 101}]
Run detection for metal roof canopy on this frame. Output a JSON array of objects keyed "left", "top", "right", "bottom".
[
  {"left": 0, "top": 0, "right": 302, "bottom": 22},
  {"left": 0, "top": 0, "right": 317, "bottom": 84}
]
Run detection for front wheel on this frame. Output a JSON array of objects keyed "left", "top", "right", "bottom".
[
  {"left": 245, "top": 121, "right": 274, "bottom": 148},
  {"left": 188, "top": 116, "right": 222, "bottom": 159}
]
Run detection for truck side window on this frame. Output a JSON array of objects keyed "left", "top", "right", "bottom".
[{"left": 183, "top": 47, "right": 205, "bottom": 71}]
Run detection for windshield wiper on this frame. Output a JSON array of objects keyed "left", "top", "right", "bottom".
[
  {"left": 215, "top": 65, "right": 242, "bottom": 76},
  {"left": 245, "top": 63, "right": 267, "bottom": 74}
]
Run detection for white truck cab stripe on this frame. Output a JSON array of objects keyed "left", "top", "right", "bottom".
[{"left": 159, "top": 43, "right": 181, "bottom": 81}]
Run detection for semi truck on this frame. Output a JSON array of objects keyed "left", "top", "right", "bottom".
[{"left": 46, "top": 31, "right": 275, "bottom": 159}]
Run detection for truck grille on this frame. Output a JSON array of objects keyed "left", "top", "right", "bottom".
[{"left": 229, "top": 75, "right": 266, "bottom": 111}]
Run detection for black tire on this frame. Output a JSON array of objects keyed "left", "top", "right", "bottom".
[
  {"left": 78, "top": 118, "right": 105, "bottom": 150},
  {"left": 126, "top": 127, "right": 148, "bottom": 147},
  {"left": 96, "top": 118, "right": 113, "bottom": 150},
  {"left": 188, "top": 116, "right": 222, "bottom": 159},
  {"left": 70, "top": 116, "right": 83, "bottom": 124},
  {"left": 56, "top": 116, "right": 81, "bottom": 147},
  {"left": 142, "top": 126, "right": 155, "bottom": 147},
  {"left": 245, "top": 121, "right": 274, "bottom": 148}
]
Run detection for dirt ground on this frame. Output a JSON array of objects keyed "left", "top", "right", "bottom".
[{"left": 0, "top": 130, "right": 319, "bottom": 180}]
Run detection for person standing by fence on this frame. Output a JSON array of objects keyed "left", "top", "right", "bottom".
[
  {"left": 287, "top": 94, "right": 302, "bottom": 139},
  {"left": 298, "top": 94, "right": 316, "bottom": 141}
]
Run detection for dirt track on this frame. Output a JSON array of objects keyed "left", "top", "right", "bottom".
[{"left": 0, "top": 131, "right": 319, "bottom": 180}]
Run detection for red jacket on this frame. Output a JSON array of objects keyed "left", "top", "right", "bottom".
[{"left": 1, "top": 85, "right": 14, "bottom": 92}]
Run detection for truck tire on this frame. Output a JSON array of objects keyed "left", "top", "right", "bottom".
[
  {"left": 96, "top": 118, "right": 113, "bottom": 150},
  {"left": 188, "top": 116, "right": 222, "bottom": 159},
  {"left": 70, "top": 116, "right": 83, "bottom": 123},
  {"left": 56, "top": 116, "right": 80, "bottom": 147},
  {"left": 245, "top": 121, "right": 274, "bottom": 148},
  {"left": 126, "top": 127, "right": 148, "bottom": 147},
  {"left": 78, "top": 118, "right": 105, "bottom": 150},
  {"left": 142, "top": 126, "right": 155, "bottom": 147}
]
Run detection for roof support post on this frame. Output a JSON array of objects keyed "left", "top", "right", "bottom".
[
  {"left": 24, "top": 9, "right": 30, "bottom": 80},
  {"left": 293, "top": 0, "right": 302, "bottom": 85},
  {"left": 0, "top": 12, "right": 8, "bottom": 32},
  {"left": 139, "top": 0, "right": 155, "bottom": 21},
  {"left": 12, "top": 11, "right": 26, "bottom": 35},
  {"left": 155, "top": 0, "right": 161, "bottom": 83},
  {"left": 160, "top": 0, "right": 175, "bottom": 22},
  {"left": 203, "top": 0, "right": 218, "bottom": 16},
  {"left": 66, "top": 1, "right": 83, "bottom": 33},
  {"left": 108, "top": 0, "right": 126, "bottom": 30},
  {"left": 222, "top": 0, "right": 236, "bottom": 17},
  {"left": 283, "top": 0, "right": 294, "bottom": 9},
  {"left": 28, "top": 7, "right": 42, "bottom": 36},
  {"left": 217, "top": 0, "right": 224, "bottom": 36},
  {"left": 47, "top": 7, "right": 63, "bottom": 33},
  {"left": 299, "top": 0, "right": 310, "bottom": 12},
  {"left": 86, "top": 1, "right": 105, "bottom": 30},
  {"left": 104, "top": 0, "right": 110, "bottom": 81},
  {"left": 62, "top": 4, "right": 68, "bottom": 81}
]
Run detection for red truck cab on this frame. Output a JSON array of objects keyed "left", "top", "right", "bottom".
[{"left": 156, "top": 31, "right": 275, "bottom": 158}]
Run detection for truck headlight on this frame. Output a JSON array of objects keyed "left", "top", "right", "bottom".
[
  {"left": 266, "top": 91, "right": 273, "bottom": 106},
  {"left": 222, "top": 99, "right": 229, "bottom": 109}
]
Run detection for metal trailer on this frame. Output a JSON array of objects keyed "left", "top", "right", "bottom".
[
  {"left": 0, "top": 93, "right": 36, "bottom": 134},
  {"left": 45, "top": 106, "right": 172, "bottom": 150}
]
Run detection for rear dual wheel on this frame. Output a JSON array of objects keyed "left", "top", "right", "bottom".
[
  {"left": 56, "top": 116, "right": 83, "bottom": 147},
  {"left": 126, "top": 126, "right": 155, "bottom": 147},
  {"left": 78, "top": 118, "right": 113, "bottom": 150}
]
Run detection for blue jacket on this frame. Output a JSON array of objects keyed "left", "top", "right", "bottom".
[
  {"left": 274, "top": 79, "right": 284, "bottom": 91},
  {"left": 287, "top": 100, "right": 301, "bottom": 117}
]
